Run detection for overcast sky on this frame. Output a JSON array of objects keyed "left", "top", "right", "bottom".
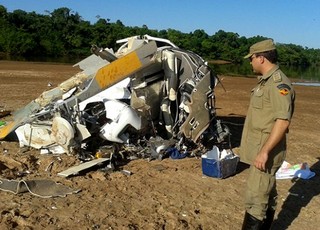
[{"left": 1, "top": 0, "right": 319, "bottom": 49}]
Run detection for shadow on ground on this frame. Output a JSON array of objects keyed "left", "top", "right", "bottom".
[{"left": 272, "top": 158, "right": 320, "bottom": 229}]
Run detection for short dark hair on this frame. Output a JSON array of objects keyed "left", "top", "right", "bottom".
[{"left": 256, "top": 49, "right": 278, "bottom": 63}]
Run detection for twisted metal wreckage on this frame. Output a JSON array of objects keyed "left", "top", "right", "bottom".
[{"left": 0, "top": 35, "right": 231, "bottom": 174}]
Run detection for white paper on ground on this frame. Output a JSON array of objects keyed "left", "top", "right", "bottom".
[{"left": 276, "top": 161, "right": 315, "bottom": 180}]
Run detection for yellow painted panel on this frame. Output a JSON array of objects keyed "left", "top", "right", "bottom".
[
  {"left": 95, "top": 51, "right": 142, "bottom": 89},
  {"left": 0, "top": 122, "right": 15, "bottom": 139}
]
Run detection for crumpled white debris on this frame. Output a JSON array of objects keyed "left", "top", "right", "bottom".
[{"left": 276, "top": 161, "right": 316, "bottom": 180}]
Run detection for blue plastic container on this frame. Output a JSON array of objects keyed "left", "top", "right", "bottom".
[{"left": 201, "top": 152, "right": 239, "bottom": 179}]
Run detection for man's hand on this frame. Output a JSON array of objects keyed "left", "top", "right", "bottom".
[{"left": 254, "top": 151, "right": 269, "bottom": 171}]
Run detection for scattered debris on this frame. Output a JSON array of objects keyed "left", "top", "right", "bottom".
[
  {"left": 0, "top": 109, "right": 11, "bottom": 118},
  {"left": 57, "top": 158, "right": 110, "bottom": 177},
  {"left": 45, "top": 160, "right": 55, "bottom": 173},
  {"left": 0, "top": 178, "right": 80, "bottom": 198},
  {"left": 0, "top": 155, "right": 24, "bottom": 170},
  {"left": 121, "top": 169, "right": 132, "bottom": 176},
  {"left": 276, "top": 161, "right": 315, "bottom": 180}
]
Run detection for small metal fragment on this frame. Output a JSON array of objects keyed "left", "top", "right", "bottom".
[
  {"left": 121, "top": 170, "right": 132, "bottom": 176},
  {"left": 45, "top": 161, "right": 55, "bottom": 172}
]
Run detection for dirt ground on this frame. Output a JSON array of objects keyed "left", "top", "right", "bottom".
[{"left": 0, "top": 61, "right": 319, "bottom": 230}]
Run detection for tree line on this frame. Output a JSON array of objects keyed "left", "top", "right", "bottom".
[{"left": 1, "top": 5, "right": 319, "bottom": 67}]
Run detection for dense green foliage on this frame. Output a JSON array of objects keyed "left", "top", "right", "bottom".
[{"left": 1, "top": 5, "right": 320, "bottom": 68}]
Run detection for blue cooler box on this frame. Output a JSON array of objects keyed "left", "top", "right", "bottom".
[{"left": 202, "top": 150, "right": 240, "bottom": 179}]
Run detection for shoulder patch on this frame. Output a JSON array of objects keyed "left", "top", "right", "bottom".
[
  {"left": 273, "top": 72, "right": 282, "bottom": 82},
  {"left": 277, "top": 83, "right": 291, "bottom": 96}
]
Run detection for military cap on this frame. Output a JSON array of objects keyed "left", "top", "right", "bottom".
[{"left": 244, "top": 39, "right": 276, "bottom": 59}]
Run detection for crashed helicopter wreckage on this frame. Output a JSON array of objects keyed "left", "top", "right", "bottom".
[{"left": 0, "top": 35, "right": 230, "bottom": 164}]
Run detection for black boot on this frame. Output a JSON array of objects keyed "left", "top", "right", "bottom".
[
  {"left": 242, "top": 212, "right": 263, "bottom": 230},
  {"left": 261, "top": 208, "right": 275, "bottom": 230}
]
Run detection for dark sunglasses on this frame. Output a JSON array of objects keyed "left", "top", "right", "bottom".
[{"left": 249, "top": 55, "right": 261, "bottom": 62}]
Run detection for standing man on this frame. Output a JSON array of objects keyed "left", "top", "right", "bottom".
[{"left": 240, "top": 39, "right": 295, "bottom": 229}]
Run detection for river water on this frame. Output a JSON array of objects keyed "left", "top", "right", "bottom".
[{"left": 211, "top": 63, "right": 320, "bottom": 83}]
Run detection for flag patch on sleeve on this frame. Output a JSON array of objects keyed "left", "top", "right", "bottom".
[{"left": 277, "top": 84, "right": 291, "bottom": 96}]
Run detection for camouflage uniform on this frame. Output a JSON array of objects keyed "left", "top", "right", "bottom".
[{"left": 240, "top": 65, "right": 295, "bottom": 220}]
